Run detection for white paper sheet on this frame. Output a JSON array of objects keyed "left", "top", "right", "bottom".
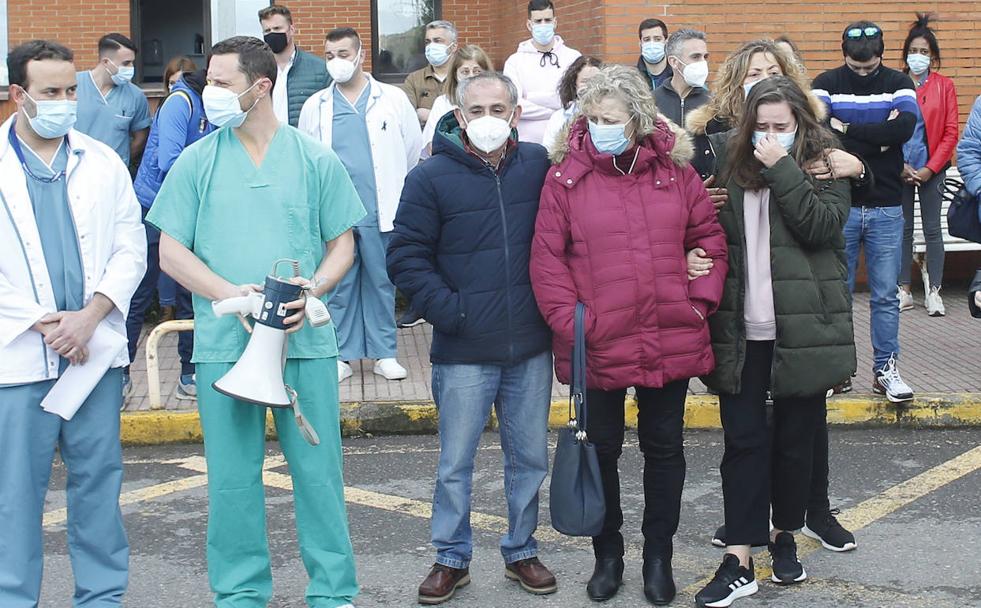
[{"left": 40, "top": 323, "right": 128, "bottom": 421}]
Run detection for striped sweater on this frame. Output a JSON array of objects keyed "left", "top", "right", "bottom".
[{"left": 812, "top": 65, "right": 917, "bottom": 206}]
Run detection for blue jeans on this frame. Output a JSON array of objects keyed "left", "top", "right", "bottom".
[
  {"left": 844, "top": 206, "right": 903, "bottom": 370},
  {"left": 430, "top": 351, "right": 553, "bottom": 568}
]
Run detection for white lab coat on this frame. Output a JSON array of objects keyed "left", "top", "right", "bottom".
[
  {"left": 0, "top": 117, "right": 147, "bottom": 385},
  {"left": 420, "top": 94, "right": 455, "bottom": 158},
  {"left": 298, "top": 75, "right": 422, "bottom": 232}
]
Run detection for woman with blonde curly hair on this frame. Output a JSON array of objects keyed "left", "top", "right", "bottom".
[{"left": 531, "top": 65, "right": 728, "bottom": 604}]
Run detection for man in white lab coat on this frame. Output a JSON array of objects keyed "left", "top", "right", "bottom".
[
  {"left": 0, "top": 40, "right": 146, "bottom": 608},
  {"left": 299, "top": 27, "right": 422, "bottom": 383}
]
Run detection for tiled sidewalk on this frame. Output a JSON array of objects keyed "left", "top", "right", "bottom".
[{"left": 124, "top": 289, "right": 981, "bottom": 411}]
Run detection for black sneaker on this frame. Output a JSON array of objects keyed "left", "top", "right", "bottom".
[
  {"left": 397, "top": 308, "right": 427, "bottom": 328},
  {"left": 694, "top": 554, "right": 757, "bottom": 608},
  {"left": 768, "top": 531, "right": 806, "bottom": 585},
  {"left": 711, "top": 524, "right": 726, "bottom": 548},
  {"left": 804, "top": 508, "right": 857, "bottom": 552}
]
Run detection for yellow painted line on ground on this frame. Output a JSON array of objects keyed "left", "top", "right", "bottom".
[
  {"left": 681, "top": 443, "right": 981, "bottom": 596},
  {"left": 258, "top": 468, "right": 712, "bottom": 571},
  {"left": 43, "top": 473, "right": 209, "bottom": 528}
]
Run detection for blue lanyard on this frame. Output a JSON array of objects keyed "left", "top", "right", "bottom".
[{"left": 8, "top": 117, "right": 68, "bottom": 183}]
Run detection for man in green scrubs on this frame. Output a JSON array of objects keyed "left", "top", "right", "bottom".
[{"left": 146, "top": 36, "right": 364, "bottom": 608}]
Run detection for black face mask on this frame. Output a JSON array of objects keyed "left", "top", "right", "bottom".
[{"left": 264, "top": 32, "right": 289, "bottom": 54}]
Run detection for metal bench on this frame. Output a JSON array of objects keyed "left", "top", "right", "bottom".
[{"left": 910, "top": 167, "right": 981, "bottom": 287}]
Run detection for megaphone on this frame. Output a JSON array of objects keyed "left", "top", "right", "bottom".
[{"left": 211, "top": 259, "right": 329, "bottom": 445}]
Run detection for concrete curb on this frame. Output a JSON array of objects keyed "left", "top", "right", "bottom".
[{"left": 121, "top": 393, "right": 981, "bottom": 445}]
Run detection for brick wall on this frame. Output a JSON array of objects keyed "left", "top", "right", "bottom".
[
  {"left": 285, "top": 0, "right": 373, "bottom": 68},
  {"left": 7, "top": 0, "right": 130, "bottom": 68}
]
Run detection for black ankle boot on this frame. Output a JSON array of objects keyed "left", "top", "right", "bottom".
[
  {"left": 586, "top": 557, "right": 624, "bottom": 602},
  {"left": 642, "top": 556, "right": 675, "bottom": 605}
]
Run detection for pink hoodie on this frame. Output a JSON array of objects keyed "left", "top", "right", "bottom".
[{"left": 503, "top": 36, "right": 581, "bottom": 145}]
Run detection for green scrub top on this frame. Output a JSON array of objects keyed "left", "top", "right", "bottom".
[
  {"left": 74, "top": 71, "right": 151, "bottom": 166},
  {"left": 146, "top": 125, "right": 366, "bottom": 363}
]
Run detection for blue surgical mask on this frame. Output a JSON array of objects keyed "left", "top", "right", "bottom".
[
  {"left": 641, "top": 41, "right": 665, "bottom": 64},
  {"left": 743, "top": 78, "right": 762, "bottom": 98},
  {"left": 753, "top": 128, "right": 797, "bottom": 151},
  {"left": 588, "top": 120, "right": 631, "bottom": 155},
  {"left": 532, "top": 23, "right": 556, "bottom": 46},
  {"left": 107, "top": 58, "right": 135, "bottom": 86},
  {"left": 425, "top": 43, "right": 451, "bottom": 67},
  {"left": 23, "top": 92, "right": 77, "bottom": 139},
  {"left": 906, "top": 53, "right": 930, "bottom": 75}
]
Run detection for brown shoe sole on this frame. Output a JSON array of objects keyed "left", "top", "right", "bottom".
[
  {"left": 504, "top": 569, "right": 558, "bottom": 595},
  {"left": 418, "top": 574, "right": 471, "bottom": 605}
]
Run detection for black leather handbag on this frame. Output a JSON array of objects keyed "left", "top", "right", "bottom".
[
  {"left": 945, "top": 177, "right": 981, "bottom": 244},
  {"left": 549, "top": 303, "right": 606, "bottom": 537}
]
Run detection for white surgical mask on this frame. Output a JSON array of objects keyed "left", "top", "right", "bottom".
[
  {"left": 23, "top": 91, "right": 77, "bottom": 139},
  {"left": 464, "top": 112, "right": 514, "bottom": 154},
  {"left": 753, "top": 128, "right": 797, "bottom": 151},
  {"left": 906, "top": 53, "right": 930, "bottom": 75},
  {"left": 326, "top": 55, "right": 359, "bottom": 84},
  {"left": 107, "top": 58, "right": 135, "bottom": 86},
  {"left": 202, "top": 82, "right": 259, "bottom": 129},
  {"left": 588, "top": 120, "right": 631, "bottom": 155},
  {"left": 743, "top": 78, "right": 761, "bottom": 98},
  {"left": 641, "top": 41, "right": 665, "bottom": 64},
  {"left": 679, "top": 59, "right": 709, "bottom": 89},
  {"left": 425, "top": 43, "right": 451, "bottom": 67},
  {"left": 532, "top": 23, "right": 556, "bottom": 46}
]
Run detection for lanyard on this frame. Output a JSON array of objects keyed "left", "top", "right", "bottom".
[{"left": 8, "top": 117, "right": 68, "bottom": 183}]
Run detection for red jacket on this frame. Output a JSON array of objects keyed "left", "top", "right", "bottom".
[
  {"left": 917, "top": 70, "right": 959, "bottom": 174},
  {"left": 531, "top": 116, "right": 728, "bottom": 390}
]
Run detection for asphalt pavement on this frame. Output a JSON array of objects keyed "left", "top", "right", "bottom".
[{"left": 39, "top": 428, "right": 981, "bottom": 607}]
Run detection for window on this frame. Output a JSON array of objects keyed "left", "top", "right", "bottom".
[
  {"left": 130, "top": 0, "right": 269, "bottom": 87},
  {"left": 372, "top": 0, "right": 440, "bottom": 83}
]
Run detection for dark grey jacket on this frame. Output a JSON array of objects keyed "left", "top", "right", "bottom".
[{"left": 653, "top": 79, "right": 711, "bottom": 129}]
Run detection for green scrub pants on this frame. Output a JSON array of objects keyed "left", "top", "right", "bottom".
[{"left": 196, "top": 357, "right": 357, "bottom": 608}]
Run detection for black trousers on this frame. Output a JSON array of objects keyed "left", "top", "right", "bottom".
[
  {"left": 808, "top": 409, "right": 831, "bottom": 515},
  {"left": 719, "top": 341, "right": 826, "bottom": 547},
  {"left": 585, "top": 379, "right": 689, "bottom": 559}
]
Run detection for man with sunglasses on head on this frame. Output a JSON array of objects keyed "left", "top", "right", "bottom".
[{"left": 812, "top": 21, "right": 918, "bottom": 403}]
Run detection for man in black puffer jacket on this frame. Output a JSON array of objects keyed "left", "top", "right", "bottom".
[{"left": 388, "top": 72, "right": 557, "bottom": 604}]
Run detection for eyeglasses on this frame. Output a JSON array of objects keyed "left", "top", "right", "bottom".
[{"left": 846, "top": 26, "right": 881, "bottom": 39}]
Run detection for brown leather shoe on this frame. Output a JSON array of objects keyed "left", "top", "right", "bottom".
[
  {"left": 158, "top": 306, "right": 175, "bottom": 324},
  {"left": 504, "top": 557, "right": 558, "bottom": 595},
  {"left": 418, "top": 563, "right": 471, "bottom": 605}
]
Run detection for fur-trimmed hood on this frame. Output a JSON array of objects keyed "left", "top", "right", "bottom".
[
  {"left": 548, "top": 113, "right": 694, "bottom": 168},
  {"left": 685, "top": 89, "right": 829, "bottom": 136}
]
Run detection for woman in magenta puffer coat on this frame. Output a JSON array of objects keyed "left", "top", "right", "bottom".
[{"left": 530, "top": 65, "right": 727, "bottom": 604}]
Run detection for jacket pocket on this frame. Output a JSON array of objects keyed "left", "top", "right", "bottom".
[
  {"left": 690, "top": 303, "right": 705, "bottom": 322},
  {"left": 430, "top": 291, "right": 468, "bottom": 336}
]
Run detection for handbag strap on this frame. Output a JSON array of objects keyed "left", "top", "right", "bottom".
[{"left": 569, "top": 302, "right": 589, "bottom": 440}]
